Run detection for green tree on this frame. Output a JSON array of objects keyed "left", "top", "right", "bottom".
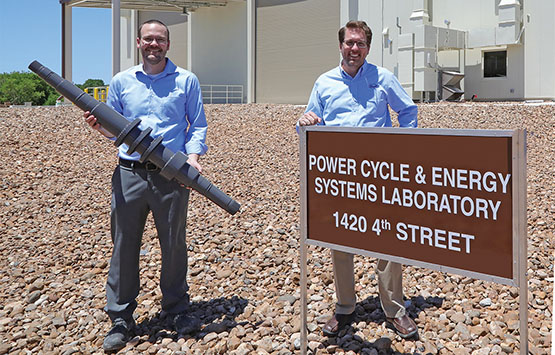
[
  {"left": 79, "top": 78, "right": 105, "bottom": 89},
  {"left": 0, "top": 71, "right": 58, "bottom": 106},
  {"left": 0, "top": 72, "right": 42, "bottom": 105},
  {"left": 0, "top": 72, "right": 107, "bottom": 106},
  {"left": 34, "top": 73, "right": 59, "bottom": 105}
]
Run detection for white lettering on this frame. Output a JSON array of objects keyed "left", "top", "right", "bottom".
[
  {"left": 314, "top": 177, "right": 323, "bottom": 194},
  {"left": 381, "top": 187, "right": 501, "bottom": 220},
  {"left": 498, "top": 173, "right": 511, "bottom": 194},
  {"left": 448, "top": 231, "right": 460, "bottom": 252},
  {"left": 489, "top": 199, "right": 501, "bottom": 220},
  {"left": 430, "top": 167, "right": 511, "bottom": 194},
  {"left": 457, "top": 169, "right": 468, "bottom": 189},
  {"left": 483, "top": 171, "right": 496, "bottom": 192},
  {"left": 434, "top": 227, "right": 446, "bottom": 249},
  {"left": 475, "top": 198, "right": 489, "bottom": 219},
  {"left": 469, "top": 170, "right": 482, "bottom": 190},
  {"left": 313, "top": 177, "right": 377, "bottom": 202},
  {"left": 359, "top": 160, "right": 410, "bottom": 182},
  {"left": 396, "top": 222, "right": 475, "bottom": 254},
  {"left": 360, "top": 160, "right": 371, "bottom": 178},
  {"left": 396, "top": 222, "right": 408, "bottom": 241},
  {"left": 308, "top": 155, "right": 356, "bottom": 175},
  {"left": 461, "top": 233, "right": 475, "bottom": 253},
  {"left": 431, "top": 167, "right": 442, "bottom": 187}
]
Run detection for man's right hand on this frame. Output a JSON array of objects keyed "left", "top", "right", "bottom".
[
  {"left": 298, "top": 111, "right": 322, "bottom": 126},
  {"left": 84, "top": 111, "right": 102, "bottom": 130},
  {"left": 83, "top": 111, "right": 115, "bottom": 138}
]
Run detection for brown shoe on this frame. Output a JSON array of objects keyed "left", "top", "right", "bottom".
[
  {"left": 386, "top": 314, "right": 418, "bottom": 339},
  {"left": 322, "top": 312, "right": 355, "bottom": 337}
]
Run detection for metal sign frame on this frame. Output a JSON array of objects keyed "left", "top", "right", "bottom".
[{"left": 299, "top": 126, "right": 527, "bottom": 354}]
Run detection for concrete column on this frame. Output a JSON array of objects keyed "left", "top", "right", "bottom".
[
  {"left": 61, "top": 3, "right": 72, "bottom": 81},
  {"left": 340, "top": 0, "right": 359, "bottom": 25},
  {"left": 187, "top": 12, "right": 193, "bottom": 72},
  {"left": 247, "top": 0, "right": 256, "bottom": 103},
  {"left": 112, "top": 0, "right": 121, "bottom": 76}
]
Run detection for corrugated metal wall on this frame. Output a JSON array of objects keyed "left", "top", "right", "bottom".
[{"left": 256, "top": 0, "right": 340, "bottom": 104}]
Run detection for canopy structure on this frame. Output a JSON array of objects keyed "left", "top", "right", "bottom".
[
  {"left": 59, "top": 0, "right": 258, "bottom": 102},
  {"left": 60, "top": 0, "right": 227, "bottom": 12}
]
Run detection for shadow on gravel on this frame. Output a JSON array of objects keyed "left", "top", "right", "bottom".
[
  {"left": 322, "top": 295, "right": 444, "bottom": 354},
  {"left": 133, "top": 295, "right": 249, "bottom": 343}
]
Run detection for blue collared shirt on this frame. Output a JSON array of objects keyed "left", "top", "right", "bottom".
[
  {"left": 304, "top": 61, "right": 417, "bottom": 128},
  {"left": 107, "top": 58, "right": 208, "bottom": 160}
]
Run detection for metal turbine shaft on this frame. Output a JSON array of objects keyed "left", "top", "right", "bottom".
[{"left": 29, "top": 60, "right": 240, "bottom": 215}]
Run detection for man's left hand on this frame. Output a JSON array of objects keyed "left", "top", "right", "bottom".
[{"left": 187, "top": 153, "right": 202, "bottom": 174}]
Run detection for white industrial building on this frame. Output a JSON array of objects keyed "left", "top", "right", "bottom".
[{"left": 60, "top": 0, "right": 555, "bottom": 104}]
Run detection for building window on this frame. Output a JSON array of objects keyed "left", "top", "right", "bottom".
[{"left": 484, "top": 51, "right": 507, "bottom": 78}]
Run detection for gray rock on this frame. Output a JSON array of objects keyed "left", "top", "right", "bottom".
[
  {"left": 479, "top": 298, "right": 492, "bottom": 307},
  {"left": 373, "top": 337, "right": 392, "bottom": 350},
  {"left": 27, "top": 291, "right": 41, "bottom": 304},
  {"left": 277, "top": 294, "right": 297, "bottom": 306}
]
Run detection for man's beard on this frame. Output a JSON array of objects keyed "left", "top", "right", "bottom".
[{"left": 142, "top": 49, "right": 164, "bottom": 65}]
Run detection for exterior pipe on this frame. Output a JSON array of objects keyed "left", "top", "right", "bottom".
[{"left": 29, "top": 60, "right": 240, "bottom": 215}]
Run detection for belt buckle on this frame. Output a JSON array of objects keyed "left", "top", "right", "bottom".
[{"left": 145, "top": 162, "right": 158, "bottom": 172}]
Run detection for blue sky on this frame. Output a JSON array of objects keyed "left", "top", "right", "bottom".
[{"left": 0, "top": 0, "right": 112, "bottom": 85}]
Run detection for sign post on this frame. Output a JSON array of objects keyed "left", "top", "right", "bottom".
[{"left": 299, "top": 127, "right": 527, "bottom": 354}]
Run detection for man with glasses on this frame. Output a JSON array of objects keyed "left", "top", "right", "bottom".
[
  {"left": 298, "top": 21, "right": 419, "bottom": 339},
  {"left": 84, "top": 19, "right": 207, "bottom": 351}
]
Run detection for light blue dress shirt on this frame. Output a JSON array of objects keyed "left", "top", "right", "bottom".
[
  {"left": 304, "top": 61, "right": 417, "bottom": 128},
  {"left": 106, "top": 59, "right": 208, "bottom": 161}
]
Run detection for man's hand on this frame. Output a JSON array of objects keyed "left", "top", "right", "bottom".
[
  {"left": 84, "top": 111, "right": 101, "bottom": 130},
  {"left": 83, "top": 111, "right": 115, "bottom": 138},
  {"left": 298, "top": 111, "right": 322, "bottom": 126},
  {"left": 187, "top": 153, "right": 202, "bottom": 174}
]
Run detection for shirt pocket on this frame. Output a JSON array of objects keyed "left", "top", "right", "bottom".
[
  {"left": 353, "top": 82, "right": 379, "bottom": 113},
  {"left": 160, "top": 88, "right": 186, "bottom": 121},
  {"left": 363, "top": 83, "right": 388, "bottom": 117}
]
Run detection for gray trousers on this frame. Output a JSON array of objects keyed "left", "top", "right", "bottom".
[
  {"left": 105, "top": 165, "right": 190, "bottom": 321},
  {"left": 332, "top": 250, "right": 406, "bottom": 319}
]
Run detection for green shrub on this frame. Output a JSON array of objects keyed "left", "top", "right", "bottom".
[{"left": 0, "top": 72, "right": 105, "bottom": 106}]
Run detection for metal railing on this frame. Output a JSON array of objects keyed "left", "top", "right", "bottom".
[
  {"left": 84, "top": 86, "right": 109, "bottom": 103},
  {"left": 83, "top": 84, "right": 245, "bottom": 104},
  {"left": 201, "top": 84, "right": 244, "bottom": 104}
]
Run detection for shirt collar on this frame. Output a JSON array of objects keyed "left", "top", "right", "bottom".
[
  {"left": 340, "top": 60, "right": 369, "bottom": 80},
  {"left": 134, "top": 58, "right": 177, "bottom": 78}
]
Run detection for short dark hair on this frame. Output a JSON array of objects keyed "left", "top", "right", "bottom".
[
  {"left": 138, "top": 19, "right": 170, "bottom": 42},
  {"left": 339, "top": 20, "right": 372, "bottom": 46}
]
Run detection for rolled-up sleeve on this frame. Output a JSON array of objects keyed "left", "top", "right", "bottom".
[
  {"left": 385, "top": 73, "right": 418, "bottom": 128},
  {"left": 184, "top": 75, "right": 208, "bottom": 155}
]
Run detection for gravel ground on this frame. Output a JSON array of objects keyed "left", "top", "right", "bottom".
[{"left": 0, "top": 102, "right": 553, "bottom": 354}]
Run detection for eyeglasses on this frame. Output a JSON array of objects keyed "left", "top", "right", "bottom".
[
  {"left": 141, "top": 37, "right": 168, "bottom": 45},
  {"left": 343, "top": 40, "right": 368, "bottom": 49}
]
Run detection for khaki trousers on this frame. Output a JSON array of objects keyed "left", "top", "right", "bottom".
[{"left": 332, "top": 249, "right": 406, "bottom": 319}]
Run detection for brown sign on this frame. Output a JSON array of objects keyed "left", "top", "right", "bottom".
[{"left": 303, "top": 128, "right": 520, "bottom": 282}]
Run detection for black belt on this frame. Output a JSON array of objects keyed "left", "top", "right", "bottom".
[{"left": 119, "top": 158, "right": 160, "bottom": 172}]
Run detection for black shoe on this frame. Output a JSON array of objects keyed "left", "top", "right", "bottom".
[
  {"left": 103, "top": 318, "right": 135, "bottom": 352},
  {"left": 173, "top": 312, "right": 201, "bottom": 335}
]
